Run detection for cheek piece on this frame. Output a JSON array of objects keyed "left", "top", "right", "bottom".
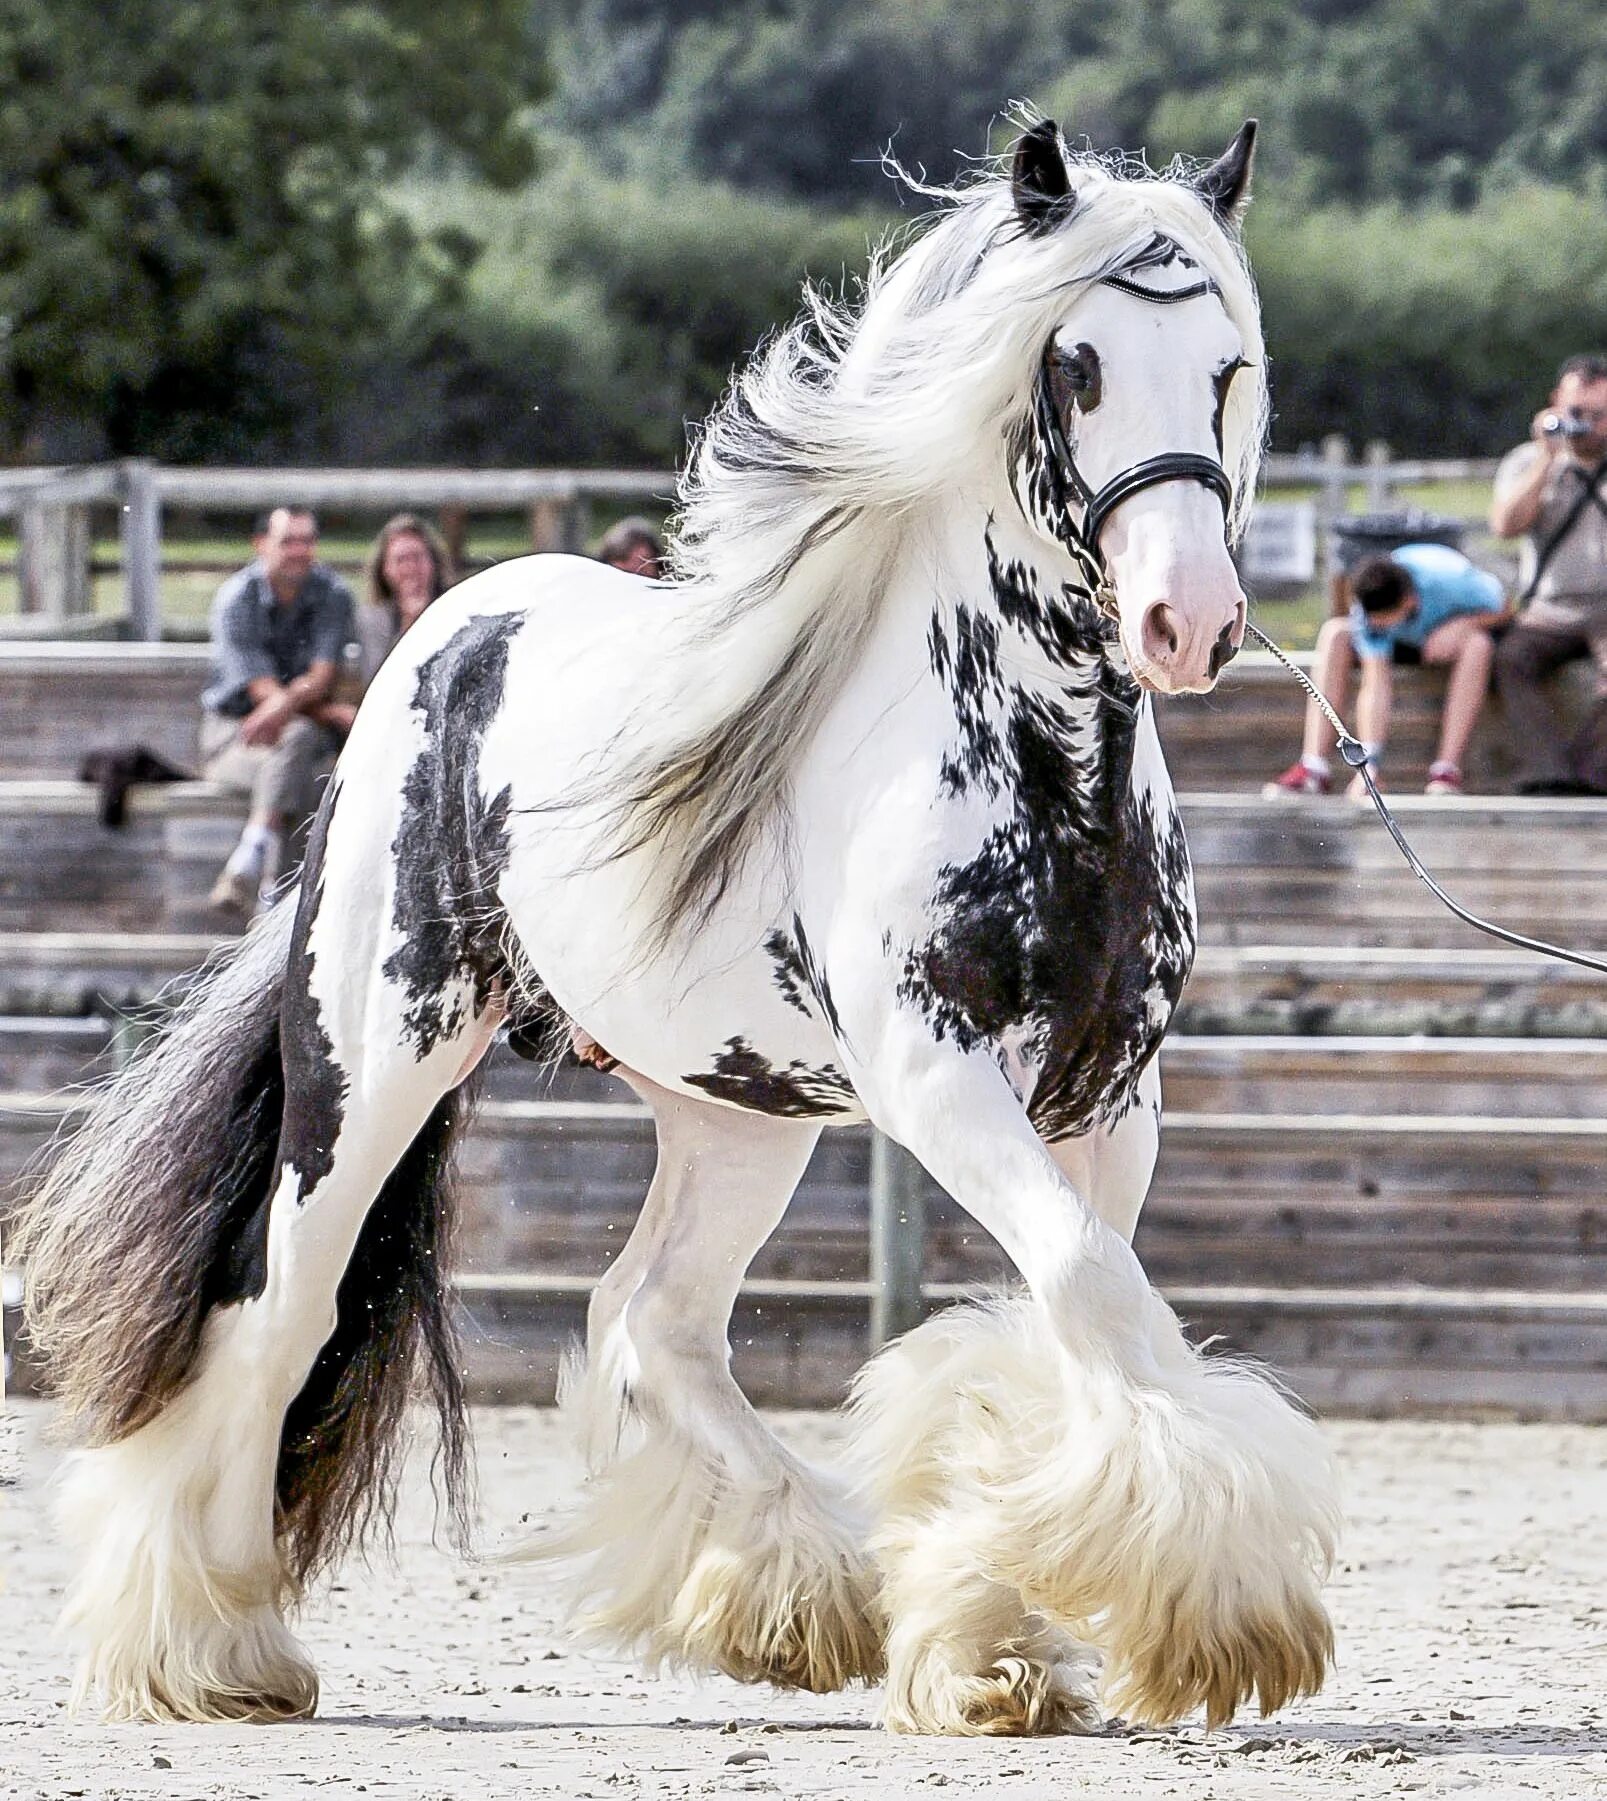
[{"left": 1032, "top": 349, "right": 1235, "bottom": 617}]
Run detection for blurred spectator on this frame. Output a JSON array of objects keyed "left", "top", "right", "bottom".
[
  {"left": 1490, "top": 353, "right": 1607, "bottom": 794},
  {"left": 597, "top": 515, "right": 663, "bottom": 577},
  {"left": 200, "top": 506, "right": 354, "bottom": 916},
  {"left": 314, "top": 514, "right": 458, "bottom": 738},
  {"left": 1263, "top": 544, "right": 1507, "bottom": 800}
]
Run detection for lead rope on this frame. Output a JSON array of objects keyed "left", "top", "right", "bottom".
[{"left": 1243, "top": 619, "right": 1607, "bottom": 977}]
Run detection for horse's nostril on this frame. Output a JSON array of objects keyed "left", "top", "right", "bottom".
[
  {"left": 1142, "top": 602, "right": 1180, "bottom": 662},
  {"left": 1208, "top": 621, "right": 1239, "bottom": 678}
]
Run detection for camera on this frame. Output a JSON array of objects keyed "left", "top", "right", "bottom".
[{"left": 1542, "top": 411, "right": 1594, "bottom": 440}]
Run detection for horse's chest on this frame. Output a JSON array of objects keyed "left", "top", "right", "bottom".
[{"left": 898, "top": 791, "right": 1195, "bottom": 1141}]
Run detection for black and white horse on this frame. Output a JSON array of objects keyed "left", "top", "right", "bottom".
[{"left": 19, "top": 120, "right": 1338, "bottom": 1735}]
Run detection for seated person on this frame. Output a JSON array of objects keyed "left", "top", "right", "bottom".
[
  {"left": 1490, "top": 352, "right": 1607, "bottom": 794},
  {"left": 1264, "top": 543, "right": 1508, "bottom": 799},
  {"left": 316, "top": 513, "right": 458, "bottom": 736},
  {"left": 200, "top": 506, "right": 355, "bottom": 915},
  {"left": 597, "top": 515, "right": 664, "bottom": 578}
]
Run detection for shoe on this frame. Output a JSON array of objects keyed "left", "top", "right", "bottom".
[
  {"left": 1425, "top": 762, "right": 1463, "bottom": 796},
  {"left": 208, "top": 867, "right": 259, "bottom": 918},
  {"left": 1262, "top": 761, "right": 1331, "bottom": 798}
]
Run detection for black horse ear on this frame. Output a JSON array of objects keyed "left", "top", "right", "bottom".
[
  {"left": 1012, "top": 120, "right": 1076, "bottom": 236},
  {"left": 1196, "top": 119, "right": 1257, "bottom": 223}
]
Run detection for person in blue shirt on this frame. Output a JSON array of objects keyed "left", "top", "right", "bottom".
[{"left": 1264, "top": 542, "right": 1509, "bottom": 799}]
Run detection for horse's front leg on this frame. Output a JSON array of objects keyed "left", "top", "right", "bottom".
[{"left": 842, "top": 1026, "right": 1338, "bottom": 1736}]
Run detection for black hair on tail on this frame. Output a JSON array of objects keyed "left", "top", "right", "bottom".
[
  {"left": 274, "top": 1072, "right": 476, "bottom": 1586},
  {"left": 15, "top": 895, "right": 474, "bottom": 1584}
]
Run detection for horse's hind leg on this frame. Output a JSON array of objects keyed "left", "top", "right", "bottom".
[
  {"left": 540, "top": 1077, "right": 883, "bottom": 1692},
  {"left": 57, "top": 823, "right": 501, "bottom": 1721}
]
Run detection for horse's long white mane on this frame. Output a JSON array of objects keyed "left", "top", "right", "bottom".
[{"left": 614, "top": 140, "right": 1270, "bottom": 943}]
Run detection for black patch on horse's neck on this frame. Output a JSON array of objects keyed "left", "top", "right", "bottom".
[
  {"left": 986, "top": 526, "right": 1113, "bottom": 669},
  {"left": 384, "top": 611, "right": 525, "bottom": 1057},
  {"left": 902, "top": 567, "right": 1195, "bottom": 1137},
  {"left": 278, "top": 776, "right": 351, "bottom": 1199},
  {"left": 1211, "top": 355, "right": 1244, "bottom": 456},
  {"left": 929, "top": 524, "right": 1131, "bottom": 805},
  {"left": 683, "top": 1035, "right": 857, "bottom": 1118}
]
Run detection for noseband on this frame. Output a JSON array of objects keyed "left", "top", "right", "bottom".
[{"left": 1033, "top": 276, "right": 1236, "bottom": 612}]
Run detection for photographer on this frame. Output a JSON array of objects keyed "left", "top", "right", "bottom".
[{"left": 1490, "top": 352, "right": 1607, "bottom": 794}]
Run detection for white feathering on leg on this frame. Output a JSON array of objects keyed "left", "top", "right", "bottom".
[{"left": 851, "top": 1291, "right": 1338, "bottom": 1734}]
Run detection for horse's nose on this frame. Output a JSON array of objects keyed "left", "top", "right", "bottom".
[
  {"left": 1208, "top": 620, "right": 1239, "bottom": 679},
  {"left": 1140, "top": 601, "right": 1181, "bottom": 664}
]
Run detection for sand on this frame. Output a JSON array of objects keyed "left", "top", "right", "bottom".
[{"left": 2, "top": 1403, "right": 1603, "bottom": 1801}]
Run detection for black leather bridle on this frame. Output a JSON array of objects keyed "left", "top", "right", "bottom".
[{"left": 1032, "top": 286, "right": 1236, "bottom": 612}]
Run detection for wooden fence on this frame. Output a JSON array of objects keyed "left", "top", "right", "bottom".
[{"left": 0, "top": 444, "right": 1500, "bottom": 639}]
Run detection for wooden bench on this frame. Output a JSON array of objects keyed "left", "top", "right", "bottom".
[
  {"left": 3, "top": 641, "right": 1599, "bottom": 792},
  {"left": 0, "top": 642, "right": 207, "bottom": 778},
  {"left": 9, "top": 779, "right": 1607, "bottom": 948}
]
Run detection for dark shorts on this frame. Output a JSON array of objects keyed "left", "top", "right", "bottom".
[{"left": 1391, "top": 641, "right": 1423, "bottom": 667}]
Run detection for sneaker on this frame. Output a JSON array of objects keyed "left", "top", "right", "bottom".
[
  {"left": 1262, "top": 760, "right": 1331, "bottom": 798},
  {"left": 208, "top": 867, "right": 259, "bottom": 918},
  {"left": 1425, "top": 762, "right": 1463, "bottom": 796}
]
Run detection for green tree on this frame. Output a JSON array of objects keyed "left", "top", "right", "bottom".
[{"left": 0, "top": 0, "right": 546, "bottom": 459}]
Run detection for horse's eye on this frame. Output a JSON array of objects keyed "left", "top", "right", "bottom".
[{"left": 1048, "top": 341, "right": 1102, "bottom": 418}]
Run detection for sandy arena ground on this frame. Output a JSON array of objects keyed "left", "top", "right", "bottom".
[{"left": 1, "top": 1402, "right": 1603, "bottom": 1801}]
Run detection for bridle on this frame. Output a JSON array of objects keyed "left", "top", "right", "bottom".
[
  {"left": 1032, "top": 274, "right": 1236, "bottom": 617},
  {"left": 1027, "top": 260, "right": 1607, "bottom": 980}
]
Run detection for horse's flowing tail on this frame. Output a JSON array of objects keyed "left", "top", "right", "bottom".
[
  {"left": 15, "top": 896, "right": 472, "bottom": 1590},
  {"left": 18, "top": 904, "right": 298, "bottom": 1441}
]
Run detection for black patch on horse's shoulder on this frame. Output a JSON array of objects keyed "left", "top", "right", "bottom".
[
  {"left": 684, "top": 1036, "right": 857, "bottom": 1118},
  {"left": 279, "top": 777, "right": 351, "bottom": 1197},
  {"left": 384, "top": 611, "right": 524, "bottom": 1058}
]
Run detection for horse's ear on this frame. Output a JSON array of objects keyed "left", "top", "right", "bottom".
[
  {"left": 1196, "top": 119, "right": 1257, "bottom": 223},
  {"left": 1012, "top": 120, "right": 1076, "bottom": 237}
]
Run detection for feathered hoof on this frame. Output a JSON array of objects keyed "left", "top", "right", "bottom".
[
  {"left": 667, "top": 1539, "right": 886, "bottom": 1692},
  {"left": 1106, "top": 1586, "right": 1334, "bottom": 1730},
  {"left": 885, "top": 1641, "right": 1102, "bottom": 1737},
  {"left": 81, "top": 1621, "right": 320, "bottom": 1725},
  {"left": 129, "top": 1667, "right": 320, "bottom": 1726}
]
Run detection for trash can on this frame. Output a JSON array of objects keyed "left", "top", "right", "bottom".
[{"left": 1331, "top": 511, "right": 1466, "bottom": 572}]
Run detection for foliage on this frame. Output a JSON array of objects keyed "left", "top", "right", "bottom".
[
  {"left": 0, "top": 0, "right": 545, "bottom": 459},
  {"left": 1249, "top": 186, "right": 1607, "bottom": 452},
  {"left": 8, "top": 0, "right": 1607, "bottom": 465},
  {"left": 340, "top": 161, "right": 877, "bottom": 466},
  {"left": 544, "top": 0, "right": 1607, "bottom": 210}
]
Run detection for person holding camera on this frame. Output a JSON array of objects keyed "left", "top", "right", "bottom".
[{"left": 1490, "top": 352, "right": 1607, "bottom": 794}]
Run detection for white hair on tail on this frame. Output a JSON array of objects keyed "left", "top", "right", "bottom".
[{"left": 611, "top": 138, "right": 1269, "bottom": 944}]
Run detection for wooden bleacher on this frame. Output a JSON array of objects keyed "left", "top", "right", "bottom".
[{"left": 3, "top": 644, "right": 1605, "bottom": 1416}]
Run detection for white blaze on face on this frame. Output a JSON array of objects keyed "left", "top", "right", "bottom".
[{"left": 1048, "top": 273, "right": 1248, "bottom": 695}]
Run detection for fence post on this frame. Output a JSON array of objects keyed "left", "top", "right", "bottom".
[
  {"left": 120, "top": 459, "right": 162, "bottom": 641},
  {"left": 1318, "top": 434, "right": 1351, "bottom": 591},
  {"left": 18, "top": 499, "right": 92, "bottom": 620},
  {"left": 530, "top": 489, "right": 583, "bottom": 555},
  {"left": 1363, "top": 440, "right": 1393, "bottom": 514},
  {"left": 868, "top": 1130, "right": 927, "bottom": 1348}
]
